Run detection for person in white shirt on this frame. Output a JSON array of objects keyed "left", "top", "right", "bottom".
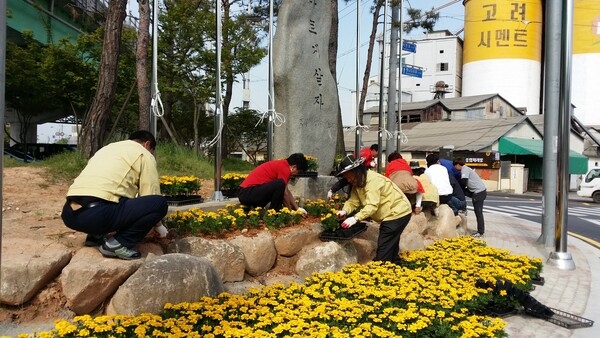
[{"left": 424, "top": 154, "right": 453, "bottom": 206}]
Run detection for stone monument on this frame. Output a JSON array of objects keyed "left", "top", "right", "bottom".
[{"left": 273, "top": 0, "right": 340, "bottom": 174}]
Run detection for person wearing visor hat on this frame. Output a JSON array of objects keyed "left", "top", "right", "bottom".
[{"left": 334, "top": 155, "right": 412, "bottom": 264}]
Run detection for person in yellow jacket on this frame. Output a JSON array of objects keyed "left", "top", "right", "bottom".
[
  {"left": 335, "top": 155, "right": 412, "bottom": 264},
  {"left": 412, "top": 166, "right": 440, "bottom": 216}
]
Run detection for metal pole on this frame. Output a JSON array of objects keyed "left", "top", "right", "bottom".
[
  {"left": 150, "top": 0, "right": 158, "bottom": 135},
  {"left": 267, "top": 0, "right": 274, "bottom": 161},
  {"left": 541, "top": 0, "right": 561, "bottom": 247},
  {"left": 549, "top": 0, "right": 575, "bottom": 270},
  {"left": 0, "top": 0, "right": 6, "bottom": 277},
  {"left": 354, "top": 0, "right": 361, "bottom": 157},
  {"left": 397, "top": 0, "right": 404, "bottom": 152},
  {"left": 212, "top": 0, "right": 224, "bottom": 201},
  {"left": 386, "top": 1, "right": 399, "bottom": 156},
  {"left": 376, "top": 0, "right": 388, "bottom": 172}
]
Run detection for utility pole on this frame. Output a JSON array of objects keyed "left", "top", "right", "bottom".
[
  {"left": 386, "top": 1, "right": 400, "bottom": 156},
  {"left": 377, "top": 0, "right": 388, "bottom": 172}
]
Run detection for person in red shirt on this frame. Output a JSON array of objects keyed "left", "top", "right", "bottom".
[
  {"left": 238, "top": 153, "right": 308, "bottom": 216},
  {"left": 385, "top": 151, "right": 425, "bottom": 214}
]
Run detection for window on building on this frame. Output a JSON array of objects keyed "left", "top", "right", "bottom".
[
  {"left": 439, "top": 50, "right": 444, "bottom": 53},
  {"left": 416, "top": 83, "right": 420, "bottom": 87},
  {"left": 437, "top": 63, "right": 449, "bottom": 71}
]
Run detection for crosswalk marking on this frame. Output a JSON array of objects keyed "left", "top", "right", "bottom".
[{"left": 466, "top": 204, "right": 598, "bottom": 218}]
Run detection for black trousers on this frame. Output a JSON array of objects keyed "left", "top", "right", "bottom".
[
  {"left": 61, "top": 195, "right": 168, "bottom": 248},
  {"left": 471, "top": 190, "right": 487, "bottom": 234},
  {"left": 238, "top": 179, "right": 286, "bottom": 210},
  {"left": 374, "top": 213, "right": 412, "bottom": 264}
]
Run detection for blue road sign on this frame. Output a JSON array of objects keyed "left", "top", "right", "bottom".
[
  {"left": 401, "top": 65, "right": 423, "bottom": 78},
  {"left": 402, "top": 41, "right": 416, "bottom": 53}
]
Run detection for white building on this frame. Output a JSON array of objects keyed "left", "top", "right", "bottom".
[{"left": 357, "top": 30, "right": 463, "bottom": 118}]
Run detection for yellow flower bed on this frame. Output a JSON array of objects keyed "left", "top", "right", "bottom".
[
  {"left": 159, "top": 175, "right": 202, "bottom": 196},
  {"left": 163, "top": 204, "right": 304, "bottom": 234},
  {"left": 23, "top": 237, "right": 542, "bottom": 337},
  {"left": 221, "top": 173, "right": 248, "bottom": 191}
]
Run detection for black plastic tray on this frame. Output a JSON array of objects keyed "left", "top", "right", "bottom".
[
  {"left": 525, "top": 307, "right": 594, "bottom": 329},
  {"left": 320, "top": 222, "right": 367, "bottom": 241},
  {"left": 166, "top": 195, "right": 204, "bottom": 206}
]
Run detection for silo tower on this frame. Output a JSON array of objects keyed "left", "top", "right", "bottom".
[
  {"left": 572, "top": 0, "right": 600, "bottom": 125},
  {"left": 462, "top": 0, "right": 543, "bottom": 115}
]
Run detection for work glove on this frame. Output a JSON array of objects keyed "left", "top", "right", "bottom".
[
  {"left": 154, "top": 223, "right": 169, "bottom": 238},
  {"left": 327, "top": 190, "right": 334, "bottom": 200},
  {"left": 341, "top": 217, "right": 357, "bottom": 229},
  {"left": 336, "top": 210, "right": 347, "bottom": 219},
  {"left": 370, "top": 160, "right": 376, "bottom": 168},
  {"left": 297, "top": 207, "right": 308, "bottom": 217}
]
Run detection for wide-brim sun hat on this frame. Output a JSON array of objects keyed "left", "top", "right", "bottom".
[{"left": 336, "top": 155, "right": 365, "bottom": 177}]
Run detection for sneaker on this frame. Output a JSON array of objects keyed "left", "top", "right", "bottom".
[
  {"left": 431, "top": 207, "right": 439, "bottom": 217},
  {"left": 472, "top": 232, "right": 484, "bottom": 238},
  {"left": 99, "top": 242, "right": 141, "bottom": 260},
  {"left": 458, "top": 209, "right": 467, "bottom": 216},
  {"left": 84, "top": 234, "right": 105, "bottom": 247}
]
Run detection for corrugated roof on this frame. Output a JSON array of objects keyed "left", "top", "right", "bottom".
[
  {"left": 344, "top": 116, "right": 533, "bottom": 152},
  {"left": 439, "top": 94, "right": 499, "bottom": 110}
]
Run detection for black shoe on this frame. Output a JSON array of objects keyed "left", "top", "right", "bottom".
[
  {"left": 84, "top": 234, "right": 105, "bottom": 247},
  {"left": 98, "top": 241, "right": 141, "bottom": 260}
]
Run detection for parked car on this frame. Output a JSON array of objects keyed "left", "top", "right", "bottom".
[{"left": 577, "top": 167, "right": 600, "bottom": 203}]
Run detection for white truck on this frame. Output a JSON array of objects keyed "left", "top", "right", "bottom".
[{"left": 577, "top": 167, "right": 600, "bottom": 203}]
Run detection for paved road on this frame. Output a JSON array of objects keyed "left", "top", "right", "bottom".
[{"left": 470, "top": 193, "right": 600, "bottom": 247}]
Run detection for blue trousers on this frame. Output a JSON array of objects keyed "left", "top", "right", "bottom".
[{"left": 61, "top": 195, "right": 168, "bottom": 248}]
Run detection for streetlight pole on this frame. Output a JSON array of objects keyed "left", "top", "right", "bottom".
[
  {"left": 376, "top": 0, "right": 388, "bottom": 172},
  {"left": 267, "top": 0, "right": 274, "bottom": 161},
  {"left": 212, "top": 0, "right": 224, "bottom": 201},
  {"left": 354, "top": 0, "right": 361, "bottom": 157}
]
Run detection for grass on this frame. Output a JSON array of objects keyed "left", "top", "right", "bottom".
[{"left": 5, "top": 143, "right": 256, "bottom": 183}]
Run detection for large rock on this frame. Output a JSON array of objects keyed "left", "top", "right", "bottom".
[
  {"left": 228, "top": 232, "right": 277, "bottom": 277},
  {"left": 168, "top": 237, "right": 245, "bottom": 282},
  {"left": 60, "top": 248, "right": 142, "bottom": 315},
  {"left": 295, "top": 241, "right": 358, "bottom": 279},
  {"left": 273, "top": 226, "right": 317, "bottom": 257},
  {"left": 273, "top": 0, "right": 340, "bottom": 173},
  {"left": 106, "top": 253, "right": 223, "bottom": 316},
  {"left": 1, "top": 239, "right": 71, "bottom": 305}
]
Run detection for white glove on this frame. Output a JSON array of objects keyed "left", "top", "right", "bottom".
[
  {"left": 154, "top": 224, "right": 169, "bottom": 238},
  {"left": 370, "top": 160, "right": 376, "bottom": 168},
  {"left": 341, "top": 217, "right": 357, "bottom": 228},
  {"left": 336, "top": 210, "right": 347, "bottom": 219},
  {"left": 327, "top": 190, "right": 334, "bottom": 200},
  {"left": 297, "top": 207, "right": 308, "bottom": 216}
]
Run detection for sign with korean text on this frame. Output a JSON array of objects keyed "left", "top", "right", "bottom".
[
  {"left": 463, "top": 0, "right": 543, "bottom": 63},
  {"left": 454, "top": 151, "right": 500, "bottom": 169},
  {"left": 401, "top": 64, "right": 423, "bottom": 78},
  {"left": 573, "top": 0, "right": 600, "bottom": 54},
  {"left": 402, "top": 41, "right": 417, "bottom": 53}
]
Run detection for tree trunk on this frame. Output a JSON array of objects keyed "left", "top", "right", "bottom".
[
  {"left": 359, "top": 0, "right": 383, "bottom": 124},
  {"left": 137, "top": 0, "right": 151, "bottom": 130},
  {"left": 79, "top": 0, "right": 128, "bottom": 158}
]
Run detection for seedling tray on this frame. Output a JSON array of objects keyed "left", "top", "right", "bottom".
[
  {"left": 320, "top": 222, "right": 367, "bottom": 241},
  {"left": 166, "top": 195, "right": 204, "bottom": 206},
  {"left": 525, "top": 307, "right": 594, "bottom": 329},
  {"left": 531, "top": 276, "right": 545, "bottom": 286}
]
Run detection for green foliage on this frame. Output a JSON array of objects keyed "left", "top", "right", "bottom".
[
  {"left": 224, "top": 108, "right": 267, "bottom": 164},
  {"left": 155, "top": 142, "right": 213, "bottom": 178},
  {"left": 40, "top": 151, "right": 88, "bottom": 183},
  {"left": 405, "top": 7, "right": 440, "bottom": 34}
]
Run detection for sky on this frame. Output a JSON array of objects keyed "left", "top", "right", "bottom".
[{"left": 233, "top": 0, "right": 466, "bottom": 126}]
